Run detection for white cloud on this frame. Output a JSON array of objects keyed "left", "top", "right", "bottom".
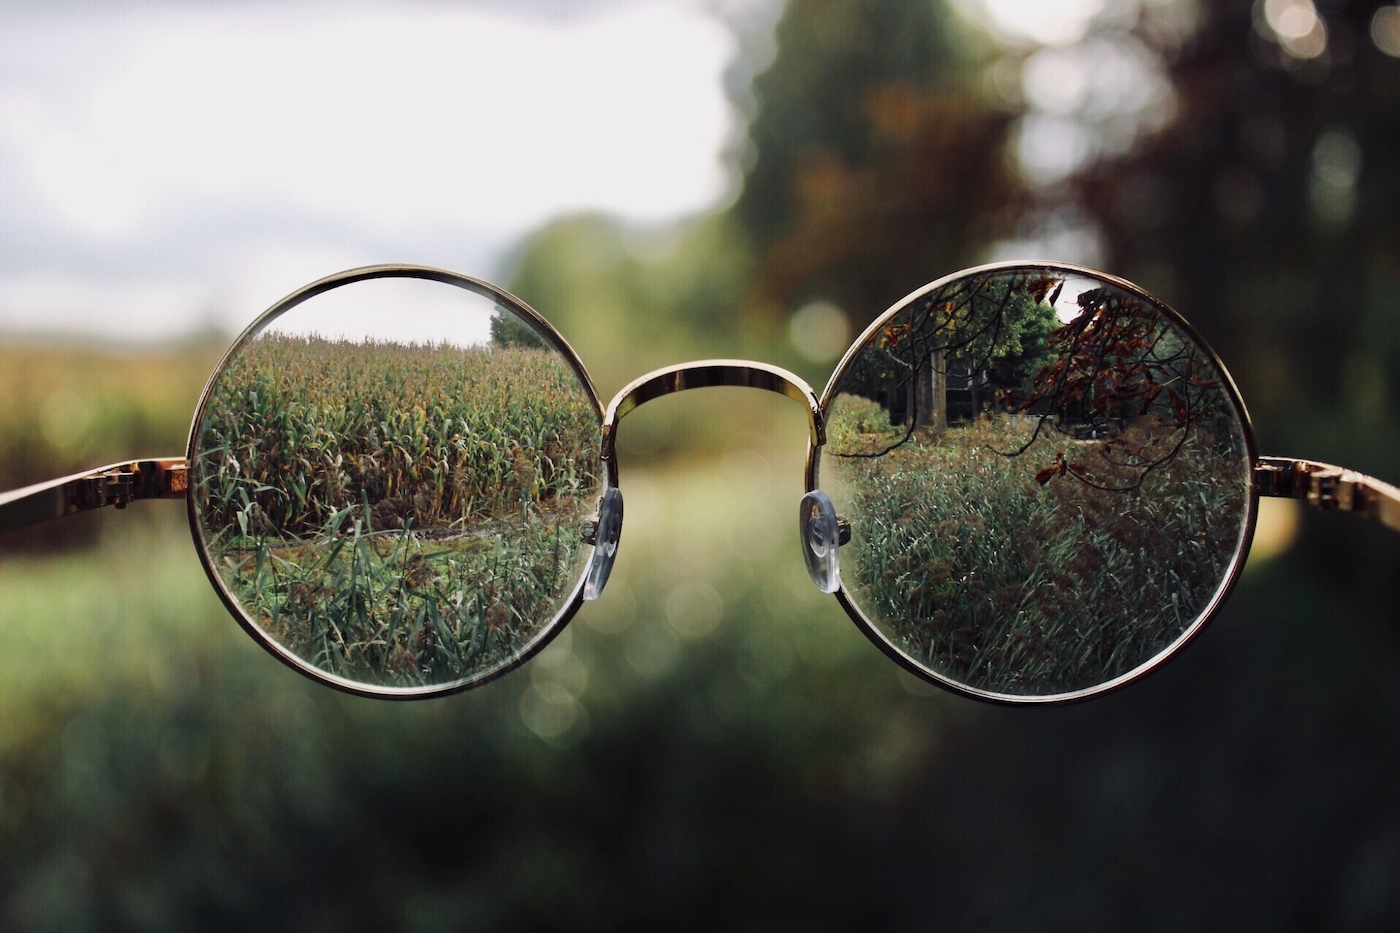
[{"left": 0, "top": 1, "right": 739, "bottom": 338}]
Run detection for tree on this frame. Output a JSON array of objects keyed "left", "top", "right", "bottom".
[
  {"left": 833, "top": 266, "right": 1224, "bottom": 492},
  {"left": 1074, "top": 0, "right": 1400, "bottom": 439},
  {"left": 839, "top": 269, "right": 1059, "bottom": 445},
  {"left": 489, "top": 305, "right": 546, "bottom": 350},
  {"left": 1001, "top": 283, "right": 1225, "bottom": 491},
  {"left": 731, "top": 0, "right": 1026, "bottom": 345}
]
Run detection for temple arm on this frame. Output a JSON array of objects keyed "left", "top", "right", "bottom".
[
  {"left": 1256, "top": 457, "right": 1400, "bottom": 532},
  {"left": 0, "top": 458, "right": 188, "bottom": 535}
]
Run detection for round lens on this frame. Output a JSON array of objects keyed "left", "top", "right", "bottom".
[
  {"left": 818, "top": 265, "right": 1254, "bottom": 701},
  {"left": 188, "top": 269, "right": 603, "bottom": 695}
]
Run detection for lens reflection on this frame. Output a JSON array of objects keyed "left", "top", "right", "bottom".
[
  {"left": 191, "top": 275, "right": 602, "bottom": 691},
  {"left": 822, "top": 267, "right": 1251, "bottom": 699}
]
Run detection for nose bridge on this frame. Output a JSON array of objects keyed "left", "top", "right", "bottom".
[{"left": 600, "top": 360, "right": 825, "bottom": 485}]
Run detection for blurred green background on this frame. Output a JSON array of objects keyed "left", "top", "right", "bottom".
[{"left": 4, "top": 0, "right": 1400, "bottom": 928}]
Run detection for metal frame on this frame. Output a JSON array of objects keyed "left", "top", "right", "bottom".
[
  {"left": 3, "top": 261, "right": 1398, "bottom": 705},
  {"left": 183, "top": 265, "right": 605, "bottom": 700},
  {"left": 809, "top": 261, "right": 1263, "bottom": 705},
  {"left": 1254, "top": 457, "right": 1400, "bottom": 530},
  {"left": 601, "top": 359, "right": 823, "bottom": 486},
  {"left": 0, "top": 459, "right": 187, "bottom": 530}
]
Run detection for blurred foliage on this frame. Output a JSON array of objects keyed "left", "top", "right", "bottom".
[
  {"left": 4, "top": 0, "right": 1400, "bottom": 928},
  {"left": 734, "top": 0, "right": 1022, "bottom": 335},
  {"left": 0, "top": 340, "right": 220, "bottom": 552},
  {"left": 1076, "top": 0, "right": 1400, "bottom": 459},
  {"left": 0, "top": 396, "right": 962, "bottom": 931},
  {"left": 507, "top": 212, "right": 753, "bottom": 393},
  {"left": 0, "top": 341, "right": 218, "bottom": 489}
]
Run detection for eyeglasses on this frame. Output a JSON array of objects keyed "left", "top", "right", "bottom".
[{"left": 2, "top": 262, "right": 1394, "bottom": 704}]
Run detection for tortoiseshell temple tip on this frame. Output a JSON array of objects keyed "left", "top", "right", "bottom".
[{"left": 0, "top": 458, "right": 188, "bottom": 535}]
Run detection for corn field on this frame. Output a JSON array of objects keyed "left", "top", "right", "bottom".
[{"left": 192, "top": 335, "right": 603, "bottom": 688}]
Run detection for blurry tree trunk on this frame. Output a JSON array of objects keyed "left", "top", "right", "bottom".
[{"left": 914, "top": 350, "right": 946, "bottom": 433}]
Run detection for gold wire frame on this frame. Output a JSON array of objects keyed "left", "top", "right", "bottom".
[
  {"left": 4, "top": 261, "right": 1400, "bottom": 704},
  {"left": 184, "top": 266, "right": 605, "bottom": 699},
  {"left": 807, "top": 260, "right": 1262, "bottom": 705}
]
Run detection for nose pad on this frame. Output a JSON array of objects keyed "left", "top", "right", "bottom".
[
  {"left": 583, "top": 485, "right": 623, "bottom": 601},
  {"left": 800, "top": 490, "right": 841, "bottom": 594}
]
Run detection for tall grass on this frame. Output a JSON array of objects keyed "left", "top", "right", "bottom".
[
  {"left": 825, "top": 395, "right": 1249, "bottom": 696},
  {"left": 192, "top": 335, "right": 603, "bottom": 688}
]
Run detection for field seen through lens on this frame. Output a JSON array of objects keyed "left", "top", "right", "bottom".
[
  {"left": 193, "top": 331, "right": 602, "bottom": 689},
  {"left": 824, "top": 270, "right": 1252, "bottom": 697},
  {"left": 828, "top": 402, "right": 1247, "bottom": 695}
]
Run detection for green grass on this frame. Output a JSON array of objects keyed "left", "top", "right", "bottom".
[
  {"left": 212, "top": 505, "right": 588, "bottom": 686},
  {"left": 0, "top": 423, "right": 948, "bottom": 928},
  {"left": 824, "top": 395, "right": 1250, "bottom": 697}
]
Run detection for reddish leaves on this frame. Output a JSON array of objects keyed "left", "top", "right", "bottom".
[
  {"left": 1034, "top": 451, "right": 1087, "bottom": 485},
  {"left": 1014, "top": 287, "right": 1221, "bottom": 489}
]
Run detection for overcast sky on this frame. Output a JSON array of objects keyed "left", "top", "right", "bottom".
[
  {"left": 0, "top": 0, "right": 749, "bottom": 342},
  {"left": 0, "top": 0, "right": 1117, "bottom": 345}
]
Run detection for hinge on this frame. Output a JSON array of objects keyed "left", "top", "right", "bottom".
[
  {"left": 62, "top": 459, "right": 188, "bottom": 514},
  {"left": 1256, "top": 456, "right": 1400, "bottom": 532},
  {"left": 68, "top": 470, "right": 137, "bottom": 511},
  {"left": 1257, "top": 457, "right": 1359, "bottom": 512}
]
